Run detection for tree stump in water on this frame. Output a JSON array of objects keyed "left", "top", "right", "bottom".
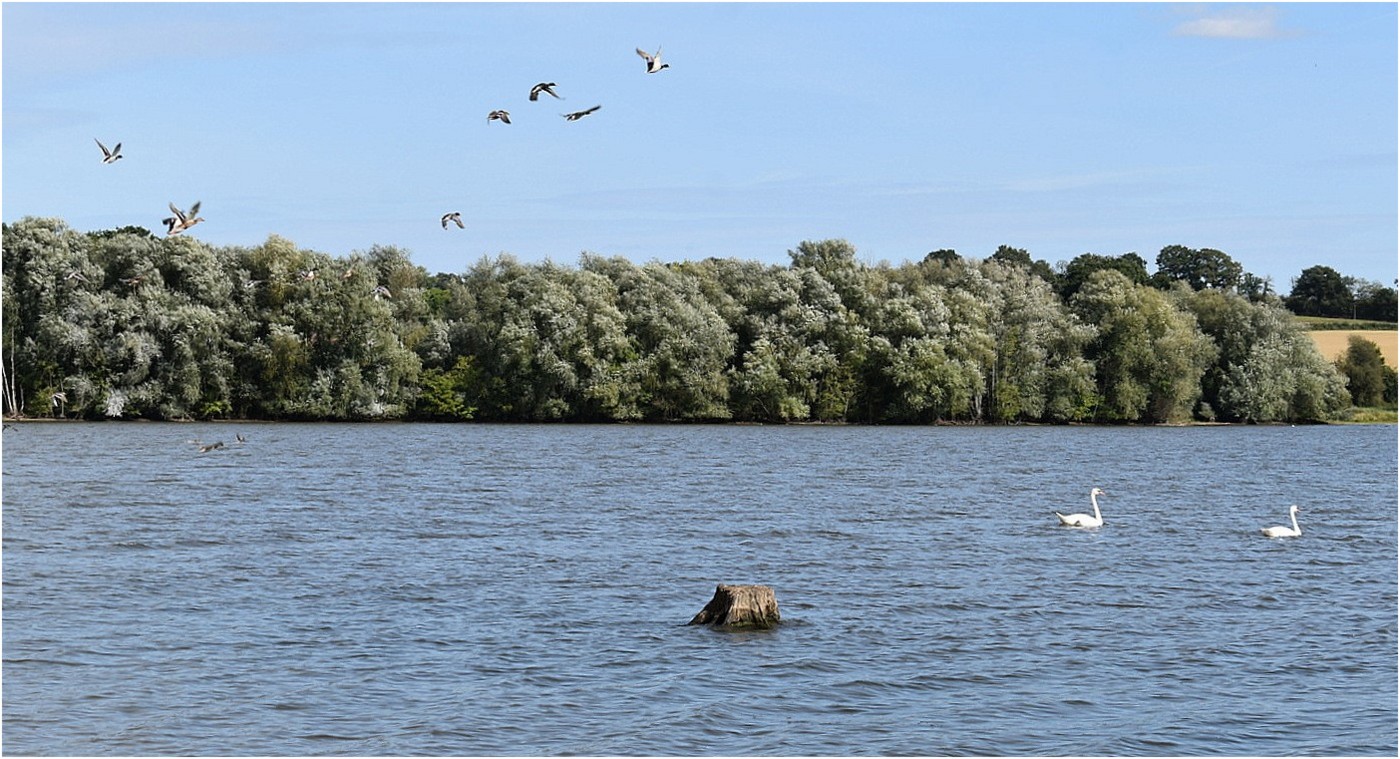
[{"left": 688, "top": 584, "right": 780, "bottom": 629}]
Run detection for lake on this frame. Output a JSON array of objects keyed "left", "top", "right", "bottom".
[{"left": 2, "top": 422, "right": 1396, "bottom": 755}]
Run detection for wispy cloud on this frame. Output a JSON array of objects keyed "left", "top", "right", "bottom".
[{"left": 1172, "top": 5, "right": 1293, "bottom": 39}]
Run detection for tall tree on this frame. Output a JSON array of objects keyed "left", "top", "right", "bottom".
[
  {"left": 1335, "top": 335, "right": 1389, "bottom": 407},
  {"left": 1071, "top": 271, "right": 1216, "bottom": 422},
  {"left": 1286, "top": 265, "right": 1352, "bottom": 318},
  {"left": 1153, "top": 245, "right": 1243, "bottom": 291},
  {"left": 1058, "top": 252, "right": 1150, "bottom": 300}
]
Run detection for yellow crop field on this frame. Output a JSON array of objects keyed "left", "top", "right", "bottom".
[{"left": 1307, "top": 330, "right": 1399, "bottom": 367}]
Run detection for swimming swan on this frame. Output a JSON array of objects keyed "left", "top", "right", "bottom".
[
  {"left": 1260, "top": 505, "right": 1301, "bottom": 538},
  {"left": 1055, "top": 488, "right": 1105, "bottom": 528}
]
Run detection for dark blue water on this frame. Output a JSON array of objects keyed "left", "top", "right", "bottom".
[{"left": 3, "top": 423, "right": 1396, "bottom": 755}]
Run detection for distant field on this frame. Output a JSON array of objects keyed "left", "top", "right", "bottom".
[{"left": 1308, "top": 330, "right": 1399, "bottom": 367}]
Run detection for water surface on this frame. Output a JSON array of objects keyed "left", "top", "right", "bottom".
[{"left": 3, "top": 423, "right": 1396, "bottom": 755}]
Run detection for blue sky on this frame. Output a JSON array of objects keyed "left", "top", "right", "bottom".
[{"left": 3, "top": 2, "right": 1396, "bottom": 288}]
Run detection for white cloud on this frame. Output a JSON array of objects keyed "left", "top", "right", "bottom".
[{"left": 1173, "top": 6, "right": 1291, "bottom": 39}]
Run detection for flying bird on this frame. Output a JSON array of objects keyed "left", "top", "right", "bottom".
[
  {"left": 65, "top": 270, "right": 89, "bottom": 283},
  {"left": 162, "top": 201, "right": 204, "bottom": 236},
  {"left": 441, "top": 212, "right": 465, "bottom": 229},
  {"left": 529, "top": 82, "right": 561, "bottom": 101},
  {"left": 373, "top": 285, "right": 392, "bottom": 300},
  {"left": 198, "top": 441, "right": 225, "bottom": 453},
  {"left": 636, "top": 46, "right": 669, "bottom": 74},
  {"left": 562, "top": 105, "right": 601, "bottom": 121},
  {"left": 95, "top": 138, "right": 123, "bottom": 164},
  {"left": 488, "top": 110, "right": 511, "bottom": 124}
]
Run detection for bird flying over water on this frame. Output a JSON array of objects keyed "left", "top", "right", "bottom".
[
  {"left": 95, "top": 138, "right": 123, "bottom": 164},
  {"left": 562, "top": 105, "right": 601, "bottom": 121},
  {"left": 162, "top": 201, "right": 204, "bottom": 235},
  {"left": 636, "top": 46, "right": 669, "bottom": 74},
  {"left": 441, "top": 212, "right": 465, "bottom": 229},
  {"left": 529, "top": 82, "right": 561, "bottom": 101},
  {"left": 488, "top": 109, "right": 511, "bottom": 124}
]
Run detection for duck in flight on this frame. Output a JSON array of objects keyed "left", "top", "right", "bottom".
[
  {"left": 529, "top": 82, "right": 561, "bottom": 101},
  {"left": 95, "top": 138, "right": 123, "bottom": 164},
  {"left": 441, "top": 212, "right": 465, "bottom": 229},
  {"left": 636, "top": 46, "right": 669, "bottom": 74},
  {"left": 198, "top": 441, "right": 225, "bottom": 453},
  {"left": 488, "top": 109, "right": 511, "bottom": 124},
  {"left": 162, "top": 201, "right": 204, "bottom": 236},
  {"left": 563, "top": 105, "right": 601, "bottom": 121}
]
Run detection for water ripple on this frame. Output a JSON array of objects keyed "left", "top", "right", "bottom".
[{"left": 2, "top": 423, "right": 1395, "bottom": 755}]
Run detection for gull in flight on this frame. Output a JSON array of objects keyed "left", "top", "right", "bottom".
[{"left": 441, "top": 212, "right": 465, "bottom": 229}]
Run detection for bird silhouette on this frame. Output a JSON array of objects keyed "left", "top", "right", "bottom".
[
  {"left": 529, "top": 82, "right": 561, "bottom": 101},
  {"left": 636, "top": 46, "right": 669, "bottom": 74},
  {"left": 562, "top": 105, "right": 601, "bottom": 121},
  {"left": 95, "top": 138, "right": 123, "bottom": 164}
]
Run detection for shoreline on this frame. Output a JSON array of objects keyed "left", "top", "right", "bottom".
[{"left": 5, "top": 416, "right": 1393, "bottom": 426}]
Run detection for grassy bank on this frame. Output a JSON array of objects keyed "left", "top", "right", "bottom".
[
  {"left": 1330, "top": 406, "right": 1399, "bottom": 424},
  {"left": 1295, "top": 315, "right": 1398, "bottom": 331}
]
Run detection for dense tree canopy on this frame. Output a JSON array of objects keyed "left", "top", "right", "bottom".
[
  {"left": 1, "top": 218, "right": 1375, "bottom": 423},
  {"left": 1152, "top": 245, "right": 1244, "bottom": 292}
]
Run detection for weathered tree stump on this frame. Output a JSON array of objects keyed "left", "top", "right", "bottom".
[{"left": 688, "top": 584, "right": 780, "bottom": 629}]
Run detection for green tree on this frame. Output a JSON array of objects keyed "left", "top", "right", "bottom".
[
  {"left": 1152, "top": 245, "right": 1243, "bottom": 291},
  {"left": 1071, "top": 271, "right": 1216, "bottom": 422},
  {"left": 415, "top": 355, "right": 480, "bottom": 419},
  {"left": 1350, "top": 278, "right": 1398, "bottom": 322},
  {"left": 1220, "top": 334, "right": 1349, "bottom": 422},
  {"left": 1286, "top": 265, "right": 1352, "bottom": 318},
  {"left": 1335, "top": 335, "right": 1388, "bottom": 407},
  {"left": 989, "top": 244, "right": 1056, "bottom": 283},
  {"left": 1058, "top": 252, "right": 1150, "bottom": 300},
  {"left": 1179, "top": 287, "right": 1346, "bottom": 422}
]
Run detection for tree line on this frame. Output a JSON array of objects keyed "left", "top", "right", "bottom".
[{"left": 2, "top": 217, "right": 1389, "bottom": 424}]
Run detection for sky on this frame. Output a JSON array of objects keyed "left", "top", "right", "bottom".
[{"left": 3, "top": 2, "right": 1397, "bottom": 288}]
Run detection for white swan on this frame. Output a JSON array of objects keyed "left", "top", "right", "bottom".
[
  {"left": 1260, "top": 505, "right": 1301, "bottom": 538},
  {"left": 1054, "top": 487, "right": 1105, "bottom": 528}
]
